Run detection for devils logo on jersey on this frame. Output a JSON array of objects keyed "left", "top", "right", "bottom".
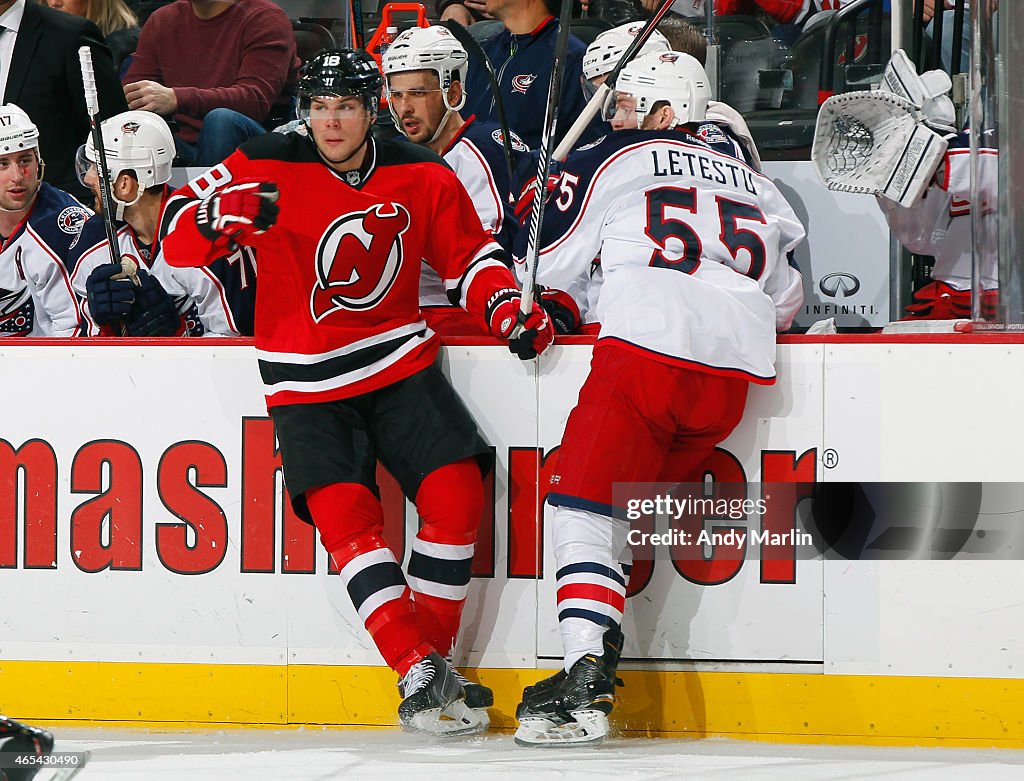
[{"left": 310, "top": 203, "right": 411, "bottom": 321}]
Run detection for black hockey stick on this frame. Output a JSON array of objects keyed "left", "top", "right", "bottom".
[
  {"left": 552, "top": 0, "right": 676, "bottom": 161},
  {"left": 518, "top": 0, "right": 574, "bottom": 322},
  {"left": 443, "top": 20, "right": 515, "bottom": 188},
  {"left": 350, "top": 0, "right": 365, "bottom": 49}
]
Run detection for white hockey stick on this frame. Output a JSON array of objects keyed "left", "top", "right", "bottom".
[{"left": 78, "top": 46, "right": 138, "bottom": 284}]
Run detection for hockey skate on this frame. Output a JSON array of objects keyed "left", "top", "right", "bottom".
[
  {"left": 397, "top": 653, "right": 487, "bottom": 736},
  {"left": 0, "top": 717, "right": 88, "bottom": 781},
  {"left": 447, "top": 659, "right": 493, "bottom": 729},
  {"left": 514, "top": 627, "right": 623, "bottom": 747}
]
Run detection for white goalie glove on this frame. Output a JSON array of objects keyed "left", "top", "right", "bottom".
[{"left": 812, "top": 49, "right": 955, "bottom": 207}]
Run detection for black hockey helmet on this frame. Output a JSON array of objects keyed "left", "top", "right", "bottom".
[{"left": 298, "top": 49, "right": 384, "bottom": 119}]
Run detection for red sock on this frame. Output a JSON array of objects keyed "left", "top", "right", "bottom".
[
  {"left": 306, "top": 482, "right": 431, "bottom": 676},
  {"left": 408, "top": 459, "right": 484, "bottom": 656}
]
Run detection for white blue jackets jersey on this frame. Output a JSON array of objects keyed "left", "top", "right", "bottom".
[
  {"left": 68, "top": 188, "right": 257, "bottom": 336},
  {"left": 462, "top": 17, "right": 603, "bottom": 150},
  {"left": 0, "top": 183, "right": 89, "bottom": 336},
  {"left": 515, "top": 128, "right": 805, "bottom": 383},
  {"left": 420, "top": 116, "right": 526, "bottom": 307},
  {"left": 878, "top": 130, "right": 997, "bottom": 291}
]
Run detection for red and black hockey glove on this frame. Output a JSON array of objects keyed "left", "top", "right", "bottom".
[
  {"left": 195, "top": 179, "right": 280, "bottom": 247},
  {"left": 537, "top": 285, "right": 581, "bottom": 335},
  {"left": 485, "top": 288, "right": 555, "bottom": 360}
]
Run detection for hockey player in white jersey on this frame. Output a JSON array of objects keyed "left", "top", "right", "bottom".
[
  {"left": 382, "top": 25, "right": 530, "bottom": 333},
  {"left": 513, "top": 51, "right": 805, "bottom": 746},
  {"left": 70, "top": 111, "right": 256, "bottom": 336},
  {"left": 0, "top": 104, "right": 90, "bottom": 337},
  {"left": 583, "top": 22, "right": 762, "bottom": 171}
]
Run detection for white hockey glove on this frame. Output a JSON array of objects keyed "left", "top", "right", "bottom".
[
  {"left": 879, "top": 48, "right": 956, "bottom": 134},
  {"left": 812, "top": 90, "right": 949, "bottom": 207}
]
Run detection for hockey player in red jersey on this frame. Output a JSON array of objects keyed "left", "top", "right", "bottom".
[
  {"left": 161, "top": 49, "right": 553, "bottom": 736},
  {"left": 513, "top": 51, "right": 805, "bottom": 746},
  {"left": 382, "top": 25, "right": 530, "bottom": 335}
]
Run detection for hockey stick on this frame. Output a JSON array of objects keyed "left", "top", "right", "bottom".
[
  {"left": 551, "top": 0, "right": 676, "bottom": 161},
  {"left": 517, "top": 0, "right": 574, "bottom": 323},
  {"left": 442, "top": 20, "right": 515, "bottom": 188},
  {"left": 78, "top": 46, "right": 138, "bottom": 284}
]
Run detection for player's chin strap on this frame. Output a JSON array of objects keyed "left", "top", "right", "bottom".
[
  {"left": 0, "top": 155, "right": 44, "bottom": 213},
  {"left": 112, "top": 183, "right": 145, "bottom": 221},
  {"left": 426, "top": 82, "right": 466, "bottom": 146}
]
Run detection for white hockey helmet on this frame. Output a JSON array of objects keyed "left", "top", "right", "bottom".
[
  {"left": 583, "top": 23, "right": 670, "bottom": 82},
  {"left": 382, "top": 25, "right": 469, "bottom": 113},
  {"left": 610, "top": 50, "right": 710, "bottom": 128},
  {"left": 0, "top": 104, "right": 40, "bottom": 154},
  {"left": 76, "top": 111, "right": 174, "bottom": 214}
]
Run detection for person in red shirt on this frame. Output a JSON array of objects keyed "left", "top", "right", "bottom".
[
  {"left": 122, "top": 0, "right": 300, "bottom": 166},
  {"left": 161, "top": 49, "right": 553, "bottom": 736}
]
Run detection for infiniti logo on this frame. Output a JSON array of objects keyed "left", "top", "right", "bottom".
[{"left": 819, "top": 272, "right": 861, "bottom": 298}]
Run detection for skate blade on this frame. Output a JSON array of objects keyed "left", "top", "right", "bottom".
[
  {"left": 514, "top": 709, "right": 609, "bottom": 747},
  {"left": 403, "top": 700, "right": 488, "bottom": 737}
]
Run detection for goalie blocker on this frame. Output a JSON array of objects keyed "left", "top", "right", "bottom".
[{"left": 812, "top": 90, "right": 949, "bottom": 208}]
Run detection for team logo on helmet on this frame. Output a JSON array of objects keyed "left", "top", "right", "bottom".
[
  {"left": 57, "top": 206, "right": 89, "bottom": 235},
  {"left": 491, "top": 129, "right": 529, "bottom": 153},
  {"left": 627, "top": 23, "right": 643, "bottom": 36},
  {"left": 511, "top": 74, "right": 537, "bottom": 94},
  {"left": 310, "top": 203, "right": 411, "bottom": 320},
  {"left": 659, "top": 53, "right": 680, "bottom": 63},
  {"left": 121, "top": 121, "right": 141, "bottom": 134}
]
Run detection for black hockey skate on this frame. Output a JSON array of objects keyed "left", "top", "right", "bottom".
[
  {"left": 446, "top": 655, "right": 493, "bottom": 728},
  {"left": 514, "top": 627, "right": 624, "bottom": 747},
  {"left": 0, "top": 717, "right": 87, "bottom": 781},
  {"left": 397, "top": 653, "right": 487, "bottom": 736}
]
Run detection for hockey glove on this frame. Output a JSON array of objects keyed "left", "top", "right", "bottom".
[
  {"left": 86, "top": 262, "right": 136, "bottom": 324},
  {"left": 195, "top": 179, "right": 280, "bottom": 247},
  {"left": 485, "top": 288, "right": 554, "bottom": 360},
  {"left": 538, "top": 286, "right": 581, "bottom": 335},
  {"left": 124, "top": 269, "right": 182, "bottom": 337}
]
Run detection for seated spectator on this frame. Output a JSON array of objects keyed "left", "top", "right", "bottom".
[
  {"left": 70, "top": 110, "right": 256, "bottom": 335},
  {"left": 441, "top": 0, "right": 590, "bottom": 26},
  {"left": 47, "top": 0, "right": 140, "bottom": 73},
  {"left": 460, "top": 0, "right": 603, "bottom": 150},
  {"left": 123, "top": 0, "right": 301, "bottom": 167},
  {"left": 0, "top": 105, "right": 91, "bottom": 337}
]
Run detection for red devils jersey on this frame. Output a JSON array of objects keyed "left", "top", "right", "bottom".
[{"left": 161, "top": 133, "right": 509, "bottom": 408}]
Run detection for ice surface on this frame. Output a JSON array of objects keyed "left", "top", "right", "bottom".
[{"left": 46, "top": 727, "right": 1024, "bottom": 780}]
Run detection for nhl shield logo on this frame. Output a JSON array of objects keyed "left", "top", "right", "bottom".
[
  {"left": 310, "top": 203, "right": 411, "bottom": 320},
  {"left": 511, "top": 74, "right": 537, "bottom": 94}
]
